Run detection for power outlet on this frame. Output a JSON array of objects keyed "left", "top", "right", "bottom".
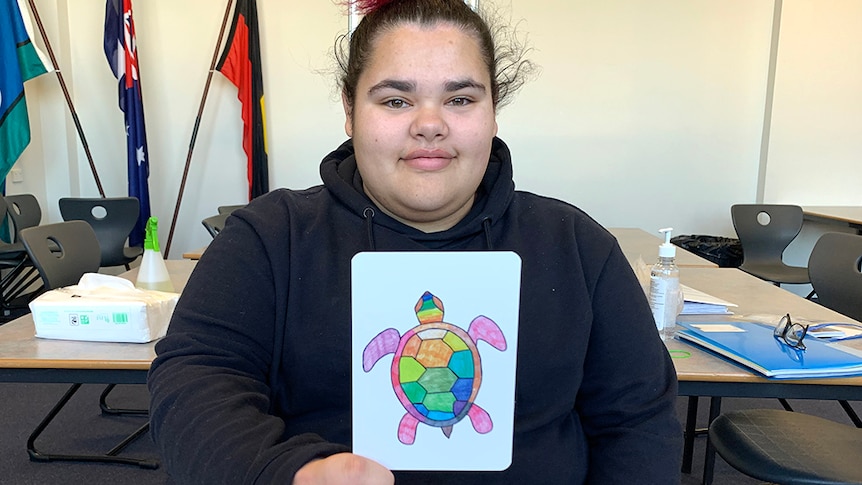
[{"left": 10, "top": 168, "right": 23, "bottom": 183}]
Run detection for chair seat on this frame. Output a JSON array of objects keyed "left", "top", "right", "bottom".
[
  {"left": 738, "top": 263, "right": 810, "bottom": 285},
  {"left": 0, "top": 241, "right": 27, "bottom": 260},
  {"left": 115, "top": 246, "right": 144, "bottom": 266},
  {"left": 709, "top": 409, "right": 862, "bottom": 484}
]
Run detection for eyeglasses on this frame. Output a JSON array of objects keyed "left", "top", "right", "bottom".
[{"left": 774, "top": 313, "right": 808, "bottom": 350}]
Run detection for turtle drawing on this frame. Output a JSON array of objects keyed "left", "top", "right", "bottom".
[{"left": 362, "top": 291, "right": 507, "bottom": 445}]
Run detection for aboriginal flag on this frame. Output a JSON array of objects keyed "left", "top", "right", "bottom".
[
  {"left": 216, "top": 0, "right": 269, "bottom": 200},
  {"left": 104, "top": 0, "right": 151, "bottom": 247}
]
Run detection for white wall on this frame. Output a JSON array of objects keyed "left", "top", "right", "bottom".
[{"left": 13, "top": 0, "right": 860, "bottom": 259}]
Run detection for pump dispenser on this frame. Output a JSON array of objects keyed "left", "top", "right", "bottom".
[
  {"left": 649, "top": 227, "right": 681, "bottom": 340},
  {"left": 136, "top": 217, "right": 175, "bottom": 292}
]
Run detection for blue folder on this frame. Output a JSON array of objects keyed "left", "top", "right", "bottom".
[{"left": 676, "top": 320, "right": 862, "bottom": 379}]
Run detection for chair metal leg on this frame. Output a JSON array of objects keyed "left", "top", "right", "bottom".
[
  {"left": 702, "top": 396, "right": 722, "bottom": 485},
  {"left": 682, "top": 396, "right": 698, "bottom": 474},
  {"left": 27, "top": 383, "right": 159, "bottom": 469},
  {"left": 107, "top": 421, "right": 151, "bottom": 456},
  {"left": 839, "top": 400, "right": 862, "bottom": 428},
  {"left": 99, "top": 384, "right": 148, "bottom": 416}
]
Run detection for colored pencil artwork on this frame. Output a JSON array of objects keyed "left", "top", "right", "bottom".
[{"left": 362, "top": 291, "right": 507, "bottom": 445}]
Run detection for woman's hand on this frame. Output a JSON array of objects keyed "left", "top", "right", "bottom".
[{"left": 293, "top": 453, "right": 394, "bottom": 485}]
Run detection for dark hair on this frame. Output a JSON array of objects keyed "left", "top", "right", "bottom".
[{"left": 336, "top": 0, "right": 533, "bottom": 112}]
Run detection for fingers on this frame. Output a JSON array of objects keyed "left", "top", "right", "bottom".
[{"left": 293, "top": 453, "right": 394, "bottom": 485}]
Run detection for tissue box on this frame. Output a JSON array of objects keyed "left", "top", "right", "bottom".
[{"left": 29, "top": 273, "right": 179, "bottom": 343}]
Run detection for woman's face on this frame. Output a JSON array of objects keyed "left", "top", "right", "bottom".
[{"left": 343, "top": 22, "right": 498, "bottom": 233}]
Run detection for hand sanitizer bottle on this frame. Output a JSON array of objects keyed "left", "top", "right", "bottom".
[
  {"left": 136, "top": 217, "right": 175, "bottom": 292},
  {"left": 649, "top": 227, "right": 680, "bottom": 341}
]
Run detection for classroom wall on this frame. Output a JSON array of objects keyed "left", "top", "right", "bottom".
[{"left": 13, "top": 0, "right": 859, "bottom": 258}]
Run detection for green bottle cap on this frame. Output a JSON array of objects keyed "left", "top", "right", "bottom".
[{"left": 144, "top": 217, "right": 160, "bottom": 252}]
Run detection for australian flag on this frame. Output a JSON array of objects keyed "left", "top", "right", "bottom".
[{"left": 103, "top": 0, "right": 150, "bottom": 247}]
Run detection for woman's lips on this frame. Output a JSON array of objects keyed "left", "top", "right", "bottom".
[{"left": 403, "top": 149, "right": 454, "bottom": 171}]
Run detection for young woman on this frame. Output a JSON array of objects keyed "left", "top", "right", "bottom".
[{"left": 148, "top": 1, "right": 682, "bottom": 483}]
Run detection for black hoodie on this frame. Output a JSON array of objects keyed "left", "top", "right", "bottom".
[{"left": 149, "top": 138, "right": 682, "bottom": 484}]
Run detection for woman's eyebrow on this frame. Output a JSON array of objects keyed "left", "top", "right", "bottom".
[
  {"left": 367, "top": 78, "right": 487, "bottom": 96},
  {"left": 445, "top": 78, "right": 486, "bottom": 92},
  {"left": 368, "top": 79, "right": 416, "bottom": 95}
]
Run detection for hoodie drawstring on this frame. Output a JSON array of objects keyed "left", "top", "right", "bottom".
[
  {"left": 363, "top": 208, "right": 492, "bottom": 251},
  {"left": 482, "top": 217, "right": 493, "bottom": 250},
  {"left": 363, "top": 207, "right": 376, "bottom": 250}
]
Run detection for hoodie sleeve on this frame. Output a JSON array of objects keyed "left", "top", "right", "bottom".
[
  {"left": 147, "top": 196, "right": 349, "bottom": 484},
  {"left": 577, "top": 242, "right": 683, "bottom": 484}
]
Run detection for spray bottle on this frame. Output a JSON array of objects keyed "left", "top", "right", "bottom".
[
  {"left": 136, "top": 217, "right": 175, "bottom": 292},
  {"left": 649, "top": 227, "right": 680, "bottom": 340}
]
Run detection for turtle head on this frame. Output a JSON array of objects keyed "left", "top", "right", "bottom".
[{"left": 415, "top": 291, "right": 444, "bottom": 324}]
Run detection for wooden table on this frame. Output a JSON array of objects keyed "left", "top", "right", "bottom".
[
  {"left": 803, "top": 206, "right": 862, "bottom": 234},
  {"left": 182, "top": 246, "right": 207, "bottom": 260},
  {"left": 672, "top": 266, "right": 862, "bottom": 484},
  {"left": 0, "top": 260, "right": 196, "bottom": 467},
  {"left": 0, "top": 259, "right": 195, "bottom": 384},
  {"left": 609, "top": 227, "right": 718, "bottom": 268}
]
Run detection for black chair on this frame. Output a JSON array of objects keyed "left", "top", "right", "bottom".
[
  {"left": 807, "top": 232, "right": 862, "bottom": 427},
  {"left": 731, "top": 204, "right": 810, "bottom": 286},
  {"left": 58, "top": 197, "right": 144, "bottom": 270},
  {"left": 808, "top": 232, "right": 862, "bottom": 321},
  {"left": 709, "top": 409, "right": 862, "bottom": 484},
  {"left": 217, "top": 204, "right": 245, "bottom": 214},
  {"left": 202, "top": 212, "right": 230, "bottom": 238},
  {"left": 0, "top": 195, "right": 42, "bottom": 319},
  {"left": 18, "top": 221, "right": 157, "bottom": 468},
  {"left": 19, "top": 221, "right": 100, "bottom": 291},
  {"left": 5, "top": 193, "right": 42, "bottom": 241}
]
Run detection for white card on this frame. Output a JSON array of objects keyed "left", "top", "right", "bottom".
[{"left": 352, "top": 251, "right": 521, "bottom": 471}]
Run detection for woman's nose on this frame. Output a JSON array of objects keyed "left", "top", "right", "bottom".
[{"left": 409, "top": 105, "right": 448, "bottom": 140}]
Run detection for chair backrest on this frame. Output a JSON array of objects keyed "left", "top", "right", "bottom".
[
  {"left": 58, "top": 197, "right": 141, "bottom": 267},
  {"left": 217, "top": 204, "right": 246, "bottom": 215},
  {"left": 731, "top": 204, "right": 804, "bottom": 266},
  {"left": 808, "top": 232, "right": 862, "bottom": 321},
  {"left": 18, "top": 221, "right": 101, "bottom": 290},
  {"left": 202, "top": 213, "right": 230, "bottom": 238},
  {"left": 4, "top": 194, "right": 42, "bottom": 242}
]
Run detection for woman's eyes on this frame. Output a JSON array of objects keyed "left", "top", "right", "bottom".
[
  {"left": 448, "top": 97, "right": 472, "bottom": 107},
  {"left": 384, "top": 99, "right": 408, "bottom": 109},
  {"left": 381, "top": 97, "right": 473, "bottom": 109}
]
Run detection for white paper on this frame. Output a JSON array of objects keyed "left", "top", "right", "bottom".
[{"left": 352, "top": 252, "right": 521, "bottom": 471}]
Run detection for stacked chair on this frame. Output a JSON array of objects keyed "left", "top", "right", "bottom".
[
  {"left": 59, "top": 197, "right": 144, "bottom": 270},
  {"left": 0, "top": 194, "right": 44, "bottom": 321},
  {"left": 201, "top": 203, "right": 245, "bottom": 238},
  {"left": 201, "top": 212, "right": 230, "bottom": 238}
]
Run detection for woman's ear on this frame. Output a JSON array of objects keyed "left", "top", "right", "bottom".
[{"left": 342, "top": 91, "right": 353, "bottom": 137}]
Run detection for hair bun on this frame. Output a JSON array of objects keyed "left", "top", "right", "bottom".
[{"left": 349, "top": 0, "right": 397, "bottom": 15}]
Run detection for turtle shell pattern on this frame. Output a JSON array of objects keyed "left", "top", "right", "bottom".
[{"left": 391, "top": 321, "right": 481, "bottom": 428}]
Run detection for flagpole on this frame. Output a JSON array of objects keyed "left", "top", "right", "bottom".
[
  {"left": 164, "top": 0, "right": 234, "bottom": 258},
  {"left": 26, "top": 0, "right": 105, "bottom": 197}
]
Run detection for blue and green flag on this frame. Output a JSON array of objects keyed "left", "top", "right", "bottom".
[{"left": 0, "top": 0, "right": 51, "bottom": 183}]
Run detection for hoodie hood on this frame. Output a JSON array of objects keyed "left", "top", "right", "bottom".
[{"left": 319, "top": 137, "right": 516, "bottom": 249}]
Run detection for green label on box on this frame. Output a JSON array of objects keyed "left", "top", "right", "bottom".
[
  {"left": 113, "top": 313, "right": 129, "bottom": 324},
  {"left": 80, "top": 315, "right": 90, "bottom": 325}
]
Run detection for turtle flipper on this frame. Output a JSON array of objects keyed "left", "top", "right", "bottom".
[
  {"left": 363, "top": 328, "right": 401, "bottom": 372},
  {"left": 467, "top": 316, "right": 507, "bottom": 351},
  {"left": 398, "top": 413, "right": 420, "bottom": 445},
  {"left": 467, "top": 403, "right": 494, "bottom": 434}
]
